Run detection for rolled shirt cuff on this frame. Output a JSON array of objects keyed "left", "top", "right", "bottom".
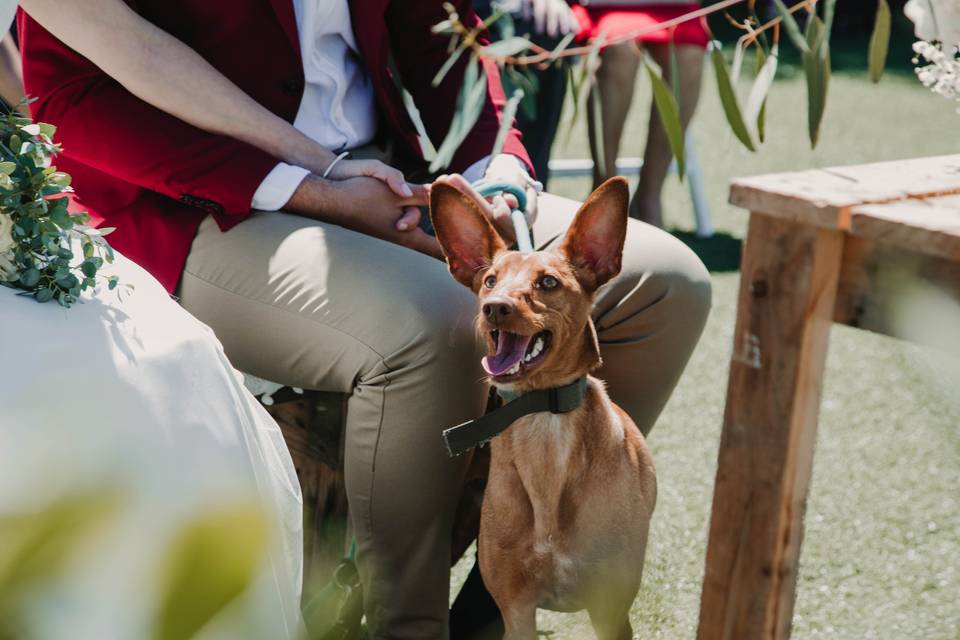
[
  {"left": 251, "top": 162, "right": 312, "bottom": 211},
  {"left": 462, "top": 154, "right": 544, "bottom": 192}
]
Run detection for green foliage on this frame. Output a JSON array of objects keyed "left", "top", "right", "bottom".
[
  {"left": 710, "top": 44, "right": 756, "bottom": 152},
  {"left": 645, "top": 59, "right": 686, "bottom": 179},
  {"left": 429, "top": 55, "right": 488, "bottom": 172},
  {"left": 0, "top": 488, "right": 122, "bottom": 638},
  {"left": 869, "top": 0, "right": 892, "bottom": 83},
  {"left": 0, "top": 107, "right": 119, "bottom": 307},
  {"left": 419, "top": 1, "right": 895, "bottom": 178},
  {"left": 746, "top": 45, "right": 779, "bottom": 146},
  {"left": 772, "top": 0, "right": 810, "bottom": 54},
  {"left": 803, "top": 16, "right": 832, "bottom": 148},
  {"left": 152, "top": 504, "right": 269, "bottom": 640}
]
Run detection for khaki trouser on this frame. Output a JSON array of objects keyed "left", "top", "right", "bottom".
[{"left": 178, "top": 192, "right": 711, "bottom": 639}]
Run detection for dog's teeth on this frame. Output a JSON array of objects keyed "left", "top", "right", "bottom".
[
  {"left": 528, "top": 337, "right": 544, "bottom": 358},
  {"left": 524, "top": 353, "right": 532, "bottom": 362}
]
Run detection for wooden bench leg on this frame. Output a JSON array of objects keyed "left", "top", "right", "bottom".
[{"left": 697, "top": 213, "right": 844, "bottom": 640}]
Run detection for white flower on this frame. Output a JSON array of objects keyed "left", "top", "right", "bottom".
[
  {"left": 0, "top": 213, "right": 17, "bottom": 282},
  {"left": 912, "top": 40, "right": 960, "bottom": 111},
  {"left": 905, "top": 0, "right": 960, "bottom": 50}
]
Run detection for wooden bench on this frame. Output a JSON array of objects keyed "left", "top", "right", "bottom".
[{"left": 697, "top": 154, "right": 960, "bottom": 639}]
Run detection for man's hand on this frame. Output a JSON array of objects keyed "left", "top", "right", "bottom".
[
  {"left": 325, "top": 158, "right": 418, "bottom": 200},
  {"left": 522, "top": 0, "right": 580, "bottom": 38},
  {"left": 285, "top": 174, "right": 441, "bottom": 259},
  {"left": 477, "top": 154, "right": 540, "bottom": 243},
  {"left": 437, "top": 174, "right": 530, "bottom": 245}
]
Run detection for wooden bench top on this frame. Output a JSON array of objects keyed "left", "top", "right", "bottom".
[{"left": 729, "top": 155, "right": 960, "bottom": 253}]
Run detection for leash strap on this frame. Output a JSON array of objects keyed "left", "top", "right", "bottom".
[
  {"left": 473, "top": 181, "right": 534, "bottom": 253},
  {"left": 442, "top": 377, "right": 588, "bottom": 457}
]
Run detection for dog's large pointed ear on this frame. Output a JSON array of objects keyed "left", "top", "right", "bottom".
[
  {"left": 430, "top": 179, "right": 508, "bottom": 290},
  {"left": 558, "top": 177, "right": 630, "bottom": 292}
]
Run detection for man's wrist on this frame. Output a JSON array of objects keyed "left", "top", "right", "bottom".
[{"left": 283, "top": 173, "right": 341, "bottom": 220}]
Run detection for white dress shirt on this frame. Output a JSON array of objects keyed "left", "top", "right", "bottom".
[
  {"left": 252, "top": 0, "right": 535, "bottom": 211},
  {"left": 252, "top": 0, "right": 376, "bottom": 210}
]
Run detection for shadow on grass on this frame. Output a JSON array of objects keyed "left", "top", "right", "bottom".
[{"left": 671, "top": 230, "right": 742, "bottom": 273}]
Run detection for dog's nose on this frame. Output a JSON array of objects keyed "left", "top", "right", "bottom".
[{"left": 482, "top": 297, "right": 514, "bottom": 323}]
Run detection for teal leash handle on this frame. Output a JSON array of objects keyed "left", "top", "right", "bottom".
[{"left": 473, "top": 181, "right": 534, "bottom": 253}]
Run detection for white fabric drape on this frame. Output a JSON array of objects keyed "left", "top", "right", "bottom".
[
  {"left": 0, "top": 247, "right": 303, "bottom": 639},
  {"left": 0, "top": 0, "right": 15, "bottom": 39}
]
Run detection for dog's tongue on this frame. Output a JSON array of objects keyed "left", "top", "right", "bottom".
[{"left": 482, "top": 331, "right": 532, "bottom": 376}]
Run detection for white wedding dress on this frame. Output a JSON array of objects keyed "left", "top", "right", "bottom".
[{"left": 0, "top": 249, "right": 304, "bottom": 639}]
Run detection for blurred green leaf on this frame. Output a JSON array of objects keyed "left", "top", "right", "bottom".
[
  {"left": 745, "top": 44, "right": 778, "bottom": 146},
  {"left": 432, "top": 44, "right": 465, "bottom": 87},
  {"left": 646, "top": 60, "right": 686, "bottom": 179},
  {"left": 0, "top": 162, "right": 15, "bottom": 176},
  {"left": 549, "top": 32, "right": 576, "bottom": 62},
  {"left": 772, "top": 0, "right": 810, "bottom": 53},
  {"left": 0, "top": 489, "right": 121, "bottom": 600},
  {"left": 710, "top": 45, "right": 756, "bottom": 152},
  {"left": 430, "top": 57, "right": 488, "bottom": 172},
  {"left": 564, "top": 36, "right": 604, "bottom": 144},
  {"left": 482, "top": 36, "right": 533, "bottom": 58},
  {"left": 823, "top": 0, "right": 837, "bottom": 41},
  {"left": 488, "top": 89, "right": 523, "bottom": 162},
  {"left": 803, "top": 17, "right": 831, "bottom": 148},
  {"left": 868, "top": 0, "right": 891, "bottom": 83},
  {"left": 18, "top": 268, "right": 40, "bottom": 288},
  {"left": 152, "top": 504, "right": 269, "bottom": 640}
]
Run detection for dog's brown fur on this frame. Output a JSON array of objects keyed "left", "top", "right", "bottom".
[{"left": 431, "top": 177, "right": 656, "bottom": 640}]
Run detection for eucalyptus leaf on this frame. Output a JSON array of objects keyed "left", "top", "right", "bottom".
[
  {"left": 710, "top": 44, "right": 756, "bottom": 152},
  {"left": 868, "top": 0, "right": 891, "bottom": 83},
  {"left": 432, "top": 45, "right": 465, "bottom": 87},
  {"left": 745, "top": 44, "right": 778, "bottom": 146},
  {"left": 488, "top": 89, "right": 524, "bottom": 163},
  {"left": 802, "top": 17, "right": 831, "bottom": 148},
  {"left": 482, "top": 36, "right": 534, "bottom": 59},
  {"left": 772, "top": 0, "right": 810, "bottom": 53},
  {"left": 152, "top": 504, "right": 269, "bottom": 640},
  {"left": 645, "top": 60, "right": 686, "bottom": 179},
  {"left": 18, "top": 268, "right": 40, "bottom": 288},
  {"left": 549, "top": 32, "right": 576, "bottom": 62},
  {"left": 429, "top": 59, "right": 488, "bottom": 172}
]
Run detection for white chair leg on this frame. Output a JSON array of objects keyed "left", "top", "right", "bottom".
[{"left": 685, "top": 134, "right": 714, "bottom": 238}]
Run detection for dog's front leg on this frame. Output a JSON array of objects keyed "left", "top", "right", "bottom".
[{"left": 499, "top": 600, "right": 538, "bottom": 640}]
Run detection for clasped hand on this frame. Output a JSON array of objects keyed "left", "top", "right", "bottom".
[{"left": 317, "top": 155, "right": 537, "bottom": 259}]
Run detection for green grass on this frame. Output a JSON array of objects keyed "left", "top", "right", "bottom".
[{"left": 452, "top": 65, "right": 960, "bottom": 638}]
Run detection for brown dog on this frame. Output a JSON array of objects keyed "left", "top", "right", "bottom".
[{"left": 431, "top": 176, "right": 657, "bottom": 640}]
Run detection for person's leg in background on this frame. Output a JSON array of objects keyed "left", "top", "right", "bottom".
[
  {"left": 633, "top": 42, "right": 705, "bottom": 226},
  {"left": 588, "top": 40, "right": 640, "bottom": 190},
  {"left": 178, "top": 212, "right": 488, "bottom": 639},
  {"left": 534, "top": 192, "right": 711, "bottom": 434},
  {"left": 587, "top": 38, "right": 705, "bottom": 228}
]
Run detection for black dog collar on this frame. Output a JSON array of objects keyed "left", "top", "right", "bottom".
[{"left": 441, "top": 378, "right": 589, "bottom": 457}]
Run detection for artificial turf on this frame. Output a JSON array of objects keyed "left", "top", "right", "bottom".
[{"left": 452, "top": 49, "right": 960, "bottom": 639}]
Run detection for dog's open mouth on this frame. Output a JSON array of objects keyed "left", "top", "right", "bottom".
[{"left": 482, "top": 330, "right": 552, "bottom": 380}]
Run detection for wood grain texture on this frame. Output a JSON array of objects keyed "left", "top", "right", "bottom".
[
  {"left": 729, "top": 154, "right": 960, "bottom": 230},
  {"left": 698, "top": 213, "right": 844, "bottom": 640},
  {"left": 834, "top": 236, "right": 960, "bottom": 354},
  {"left": 849, "top": 195, "right": 960, "bottom": 261}
]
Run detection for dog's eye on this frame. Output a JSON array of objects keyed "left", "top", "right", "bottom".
[
  {"left": 484, "top": 275, "right": 497, "bottom": 289},
  {"left": 538, "top": 275, "right": 559, "bottom": 289}
]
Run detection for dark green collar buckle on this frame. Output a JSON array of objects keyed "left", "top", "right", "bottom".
[{"left": 442, "top": 377, "right": 588, "bottom": 457}]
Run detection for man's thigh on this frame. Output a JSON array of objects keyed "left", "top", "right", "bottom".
[
  {"left": 531, "top": 191, "right": 711, "bottom": 432},
  {"left": 177, "top": 211, "right": 478, "bottom": 391}
]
